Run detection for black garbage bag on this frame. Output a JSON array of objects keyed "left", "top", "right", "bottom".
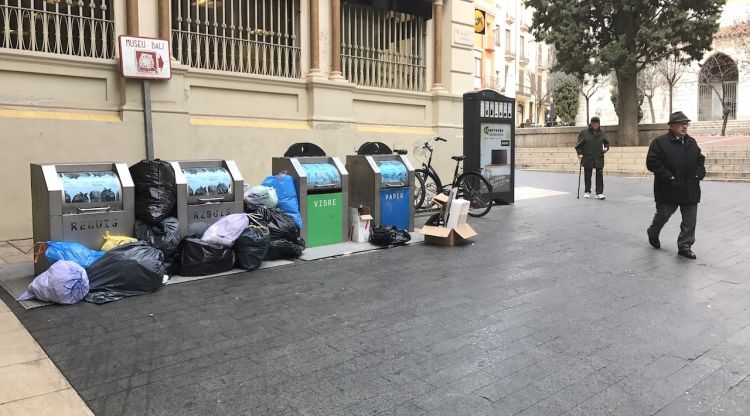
[
  {"left": 233, "top": 226, "right": 271, "bottom": 271},
  {"left": 370, "top": 225, "right": 411, "bottom": 247},
  {"left": 134, "top": 217, "right": 181, "bottom": 258},
  {"left": 246, "top": 203, "right": 306, "bottom": 259},
  {"left": 130, "top": 159, "right": 177, "bottom": 224},
  {"left": 266, "top": 237, "right": 306, "bottom": 260},
  {"left": 163, "top": 254, "right": 180, "bottom": 276},
  {"left": 84, "top": 242, "right": 165, "bottom": 304},
  {"left": 179, "top": 237, "right": 235, "bottom": 277},
  {"left": 245, "top": 203, "right": 298, "bottom": 241}
]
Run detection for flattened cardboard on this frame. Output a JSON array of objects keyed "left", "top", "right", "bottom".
[{"left": 420, "top": 223, "right": 477, "bottom": 246}]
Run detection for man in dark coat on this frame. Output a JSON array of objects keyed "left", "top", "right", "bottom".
[
  {"left": 646, "top": 111, "right": 706, "bottom": 259},
  {"left": 575, "top": 116, "right": 610, "bottom": 199}
]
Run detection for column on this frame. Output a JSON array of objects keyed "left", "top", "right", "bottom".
[
  {"left": 158, "top": 0, "right": 169, "bottom": 40},
  {"left": 432, "top": 0, "right": 444, "bottom": 90},
  {"left": 309, "top": 0, "right": 322, "bottom": 76},
  {"left": 330, "top": 0, "right": 344, "bottom": 79},
  {"left": 126, "top": 0, "right": 139, "bottom": 36}
]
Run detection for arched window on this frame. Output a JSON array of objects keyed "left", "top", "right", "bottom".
[{"left": 698, "top": 53, "right": 738, "bottom": 121}]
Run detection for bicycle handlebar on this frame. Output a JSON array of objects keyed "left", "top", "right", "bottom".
[{"left": 433, "top": 136, "right": 447, "bottom": 142}]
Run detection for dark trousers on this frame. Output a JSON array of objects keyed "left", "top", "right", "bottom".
[
  {"left": 584, "top": 167, "right": 604, "bottom": 194},
  {"left": 648, "top": 203, "right": 698, "bottom": 250}
]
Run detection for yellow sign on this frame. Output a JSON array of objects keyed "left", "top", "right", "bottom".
[{"left": 474, "top": 9, "right": 486, "bottom": 34}]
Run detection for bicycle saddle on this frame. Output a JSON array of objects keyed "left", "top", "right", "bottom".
[{"left": 451, "top": 156, "right": 465, "bottom": 161}]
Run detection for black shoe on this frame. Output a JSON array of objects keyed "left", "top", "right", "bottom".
[
  {"left": 678, "top": 249, "right": 696, "bottom": 259},
  {"left": 647, "top": 229, "right": 660, "bottom": 249}
]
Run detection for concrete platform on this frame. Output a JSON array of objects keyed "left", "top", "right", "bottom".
[{"left": 2, "top": 170, "right": 750, "bottom": 415}]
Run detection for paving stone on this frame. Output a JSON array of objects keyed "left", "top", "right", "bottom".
[{"left": 4, "top": 171, "right": 750, "bottom": 415}]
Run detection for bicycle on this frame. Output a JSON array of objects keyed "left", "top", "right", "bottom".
[{"left": 412, "top": 137, "right": 493, "bottom": 217}]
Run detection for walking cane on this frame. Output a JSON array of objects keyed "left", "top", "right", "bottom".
[{"left": 576, "top": 158, "right": 582, "bottom": 199}]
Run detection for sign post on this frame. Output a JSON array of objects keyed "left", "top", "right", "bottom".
[{"left": 118, "top": 36, "right": 171, "bottom": 161}]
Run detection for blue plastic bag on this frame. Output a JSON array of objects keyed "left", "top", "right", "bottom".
[
  {"left": 45, "top": 241, "right": 105, "bottom": 269},
  {"left": 262, "top": 173, "right": 303, "bottom": 230},
  {"left": 19, "top": 260, "right": 89, "bottom": 304}
]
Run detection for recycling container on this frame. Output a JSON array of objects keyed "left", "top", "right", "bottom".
[
  {"left": 31, "top": 162, "right": 135, "bottom": 275},
  {"left": 346, "top": 153, "right": 414, "bottom": 232},
  {"left": 272, "top": 146, "right": 348, "bottom": 247},
  {"left": 169, "top": 160, "right": 244, "bottom": 238}
]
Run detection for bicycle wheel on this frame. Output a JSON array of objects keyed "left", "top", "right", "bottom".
[
  {"left": 415, "top": 169, "right": 440, "bottom": 210},
  {"left": 413, "top": 171, "right": 426, "bottom": 210},
  {"left": 456, "top": 171, "right": 493, "bottom": 217}
]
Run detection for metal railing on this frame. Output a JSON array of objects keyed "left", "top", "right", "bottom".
[
  {"left": 0, "top": 0, "right": 114, "bottom": 59},
  {"left": 341, "top": 2, "right": 426, "bottom": 91},
  {"left": 171, "top": 0, "right": 301, "bottom": 78}
]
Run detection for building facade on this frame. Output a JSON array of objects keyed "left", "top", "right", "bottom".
[
  {"left": 0, "top": 0, "right": 483, "bottom": 241},
  {"left": 471, "top": 0, "right": 553, "bottom": 127}
]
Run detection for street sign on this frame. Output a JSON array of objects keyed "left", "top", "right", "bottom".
[{"left": 118, "top": 35, "right": 171, "bottom": 80}]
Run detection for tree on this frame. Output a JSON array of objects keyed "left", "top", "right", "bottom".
[
  {"left": 528, "top": 70, "right": 569, "bottom": 124},
  {"left": 655, "top": 55, "right": 687, "bottom": 115},
  {"left": 552, "top": 81, "right": 579, "bottom": 125},
  {"left": 525, "top": 0, "right": 723, "bottom": 146},
  {"left": 638, "top": 65, "right": 662, "bottom": 123},
  {"left": 578, "top": 74, "right": 609, "bottom": 123},
  {"left": 610, "top": 87, "right": 644, "bottom": 123}
]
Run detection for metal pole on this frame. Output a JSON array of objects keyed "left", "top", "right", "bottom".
[{"left": 143, "top": 80, "right": 154, "bottom": 160}]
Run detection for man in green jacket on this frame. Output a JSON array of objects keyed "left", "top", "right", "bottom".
[{"left": 575, "top": 116, "right": 610, "bottom": 199}]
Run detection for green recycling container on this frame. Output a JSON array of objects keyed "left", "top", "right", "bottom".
[{"left": 306, "top": 192, "right": 343, "bottom": 247}]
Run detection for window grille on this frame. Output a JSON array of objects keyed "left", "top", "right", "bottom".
[
  {"left": 171, "top": 0, "right": 300, "bottom": 78},
  {"left": 341, "top": 2, "right": 426, "bottom": 91},
  {"left": 0, "top": 0, "right": 114, "bottom": 59}
]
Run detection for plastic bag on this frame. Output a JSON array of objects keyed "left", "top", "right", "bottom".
[
  {"left": 233, "top": 226, "right": 270, "bottom": 271},
  {"left": 266, "top": 236, "right": 306, "bottom": 260},
  {"left": 130, "top": 159, "right": 177, "bottom": 224},
  {"left": 179, "top": 237, "right": 236, "bottom": 277},
  {"left": 370, "top": 225, "right": 411, "bottom": 247},
  {"left": 201, "top": 214, "right": 249, "bottom": 247},
  {"left": 134, "top": 217, "right": 181, "bottom": 258},
  {"left": 261, "top": 173, "right": 302, "bottom": 230},
  {"left": 101, "top": 231, "right": 137, "bottom": 251},
  {"left": 18, "top": 260, "right": 89, "bottom": 304},
  {"left": 44, "top": 241, "right": 105, "bottom": 269},
  {"left": 246, "top": 204, "right": 305, "bottom": 260},
  {"left": 84, "top": 242, "right": 165, "bottom": 304},
  {"left": 244, "top": 185, "right": 278, "bottom": 208},
  {"left": 246, "top": 204, "right": 298, "bottom": 241}
]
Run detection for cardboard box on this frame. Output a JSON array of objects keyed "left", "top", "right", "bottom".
[
  {"left": 349, "top": 207, "right": 373, "bottom": 243},
  {"left": 445, "top": 199, "right": 469, "bottom": 228},
  {"left": 420, "top": 223, "right": 477, "bottom": 246}
]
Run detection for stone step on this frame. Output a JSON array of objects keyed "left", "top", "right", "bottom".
[{"left": 516, "top": 144, "right": 750, "bottom": 181}]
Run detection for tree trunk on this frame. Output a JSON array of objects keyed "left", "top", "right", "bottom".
[
  {"left": 648, "top": 96, "right": 655, "bottom": 123},
  {"left": 668, "top": 84, "right": 673, "bottom": 116},
  {"left": 585, "top": 97, "right": 590, "bottom": 124},
  {"left": 617, "top": 72, "right": 639, "bottom": 146},
  {"left": 722, "top": 108, "right": 729, "bottom": 137}
]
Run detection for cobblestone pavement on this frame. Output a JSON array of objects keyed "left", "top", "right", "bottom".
[{"left": 2, "top": 171, "right": 749, "bottom": 416}]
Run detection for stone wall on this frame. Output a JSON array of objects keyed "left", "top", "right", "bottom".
[{"left": 515, "top": 123, "right": 669, "bottom": 148}]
